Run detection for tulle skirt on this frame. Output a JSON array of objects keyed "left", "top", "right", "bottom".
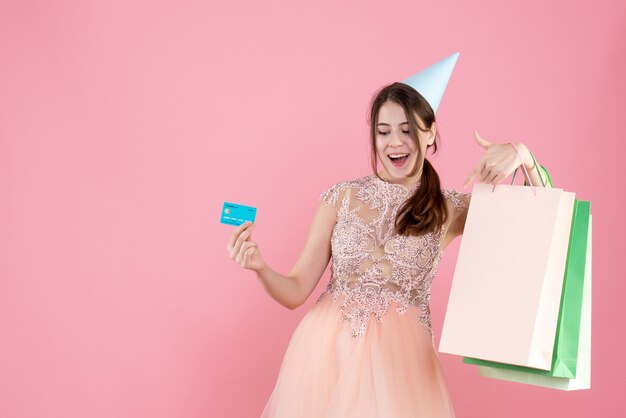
[{"left": 261, "top": 292, "right": 456, "bottom": 418}]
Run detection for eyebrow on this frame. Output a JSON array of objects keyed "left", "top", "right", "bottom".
[{"left": 376, "top": 122, "right": 409, "bottom": 126}]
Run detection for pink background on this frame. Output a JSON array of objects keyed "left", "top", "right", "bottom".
[{"left": 1, "top": 0, "right": 624, "bottom": 417}]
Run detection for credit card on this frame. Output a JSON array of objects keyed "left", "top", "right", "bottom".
[{"left": 220, "top": 202, "right": 257, "bottom": 226}]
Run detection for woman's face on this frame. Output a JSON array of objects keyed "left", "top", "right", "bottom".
[{"left": 375, "top": 100, "right": 436, "bottom": 184}]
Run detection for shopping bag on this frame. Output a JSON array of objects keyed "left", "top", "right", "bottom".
[
  {"left": 463, "top": 199, "right": 590, "bottom": 378},
  {"left": 476, "top": 215, "right": 591, "bottom": 390},
  {"left": 438, "top": 181, "right": 576, "bottom": 370}
]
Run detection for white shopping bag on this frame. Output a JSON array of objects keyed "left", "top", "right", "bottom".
[
  {"left": 439, "top": 182, "right": 575, "bottom": 370},
  {"left": 476, "top": 215, "right": 592, "bottom": 390}
]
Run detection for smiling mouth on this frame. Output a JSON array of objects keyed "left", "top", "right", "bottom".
[{"left": 388, "top": 153, "right": 410, "bottom": 166}]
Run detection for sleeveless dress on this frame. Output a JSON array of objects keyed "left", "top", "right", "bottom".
[{"left": 261, "top": 173, "right": 471, "bottom": 418}]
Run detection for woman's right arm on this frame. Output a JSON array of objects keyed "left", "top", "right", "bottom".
[{"left": 228, "top": 198, "right": 336, "bottom": 310}]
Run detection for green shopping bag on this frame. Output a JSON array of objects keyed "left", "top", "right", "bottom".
[{"left": 463, "top": 198, "right": 590, "bottom": 378}]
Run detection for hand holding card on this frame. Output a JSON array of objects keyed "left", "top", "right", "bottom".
[{"left": 226, "top": 220, "right": 266, "bottom": 273}]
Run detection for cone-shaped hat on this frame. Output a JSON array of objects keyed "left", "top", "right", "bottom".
[{"left": 401, "top": 51, "right": 459, "bottom": 114}]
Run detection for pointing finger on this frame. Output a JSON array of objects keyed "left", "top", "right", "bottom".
[{"left": 464, "top": 161, "right": 484, "bottom": 188}]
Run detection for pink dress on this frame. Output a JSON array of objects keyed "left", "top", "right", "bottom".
[{"left": 261, "top": 173, "right": 471, "bottom": 418}]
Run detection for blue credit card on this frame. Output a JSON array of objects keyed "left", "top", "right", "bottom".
[{"left": 220, "top": 202, "right": 257, "bottom": 226}]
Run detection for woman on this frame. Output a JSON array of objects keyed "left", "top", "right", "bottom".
[{"left": 227, "top": 80, "right": 549, "bottom": 417}]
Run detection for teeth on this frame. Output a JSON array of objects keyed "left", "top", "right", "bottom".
[{"left": 389, "top": 153, "right": 409, "bottom": 158}]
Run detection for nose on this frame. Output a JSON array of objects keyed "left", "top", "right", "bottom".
[{"left": 390, "top": 129, "right": 404, "bottom": 145}]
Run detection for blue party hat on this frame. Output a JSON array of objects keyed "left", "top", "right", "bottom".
[{"left": 401, "top": 51, "right": 460, "bottom": 114}]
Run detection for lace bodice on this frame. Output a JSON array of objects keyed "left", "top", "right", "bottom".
[{"left": 317, "top": 173, "right": 470, "bottom": 339}]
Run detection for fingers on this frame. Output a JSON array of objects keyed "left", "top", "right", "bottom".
[
  {"left": 243, "top": 243, "right": 258, "bottom": 267},
  {"left": 227, "top": 221, "right": 251, "bottom": 251},
  {"left": 235, "top": 224, "right": 256, "bottom": 256},
  {"left": 467, "top": 132, "right": 517, "bottom": 188},
  {"left": 490, "top": 173, "right": 506, "bottom": 188},
  {"left": 466, "top": 161, "right": 509, "bottom": 189},
  {"left": 225, "top": 221, "right": 262, "bottom": 271},
  {"left": 481, "top": 165, "right": 494, "bottom": 183},
  {"left": 485, "top": 170, "right": 499, "bottom": 184},
  {"left": 483, "top": 170, "right": 509, "bottom": 191},
  {"left": 236, "top": 241, "right": 257, "bottom": 264},
  {"left": 227, "top": 221, "right": 255, "bottom": 256},
  {"left": 464, "top": 160, "right": 484, "bottom": 188},
  {"left": 463, "top": 169, "right": 476, "bottom": 188}
]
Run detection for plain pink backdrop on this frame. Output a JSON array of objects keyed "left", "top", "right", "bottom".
[{"left": 1, "top": 0, "right": 625, "bottom": 417}]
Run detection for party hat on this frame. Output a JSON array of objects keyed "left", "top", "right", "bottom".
[{"left": 401, "top": 51, "right": 460, "bottom": 113}]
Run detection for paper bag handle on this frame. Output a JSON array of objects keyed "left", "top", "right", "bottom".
[{"left": 508, "top": 144, "right": 545, "bottom": 195}]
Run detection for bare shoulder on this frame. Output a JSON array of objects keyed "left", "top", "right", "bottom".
[{"left": 319, "top": 175, "right": 368, "bottom": 209}]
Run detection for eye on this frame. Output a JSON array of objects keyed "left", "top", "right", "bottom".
[{"left": 376, "top": 130, "right": 410, "bottom": 135}]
